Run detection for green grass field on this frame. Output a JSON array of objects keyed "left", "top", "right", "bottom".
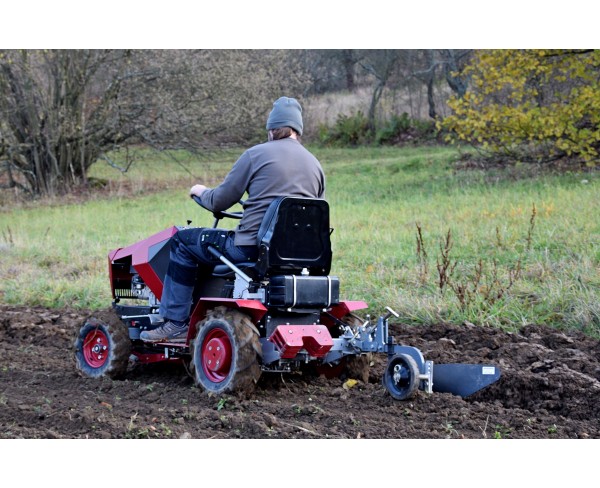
[{"left": 1, "top": 145, "right": 598, "bottom": 336}]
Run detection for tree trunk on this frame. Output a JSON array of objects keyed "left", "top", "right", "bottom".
[
  {"left": 425, "top": 50, "right": 438, "bottom": 119},
  {"left": 443, "top": 49, "right": 468, "bottom": 98},
  {"left": 341, "top": 49, "right": 356, "bottom": 92},
  {"left": 368, "top": 81, "right": 384, "bottom": 133}
]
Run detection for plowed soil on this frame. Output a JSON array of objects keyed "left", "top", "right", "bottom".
[{"left": 1, "top": 304, "right": 599, "bottom": 440}]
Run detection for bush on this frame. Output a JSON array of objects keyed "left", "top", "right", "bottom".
[
  {"left": 318, "top": 111, "right": 372, "bottom": 146},
  {"left": 319, "top": 111, "right": 438, "bottom": 147}
]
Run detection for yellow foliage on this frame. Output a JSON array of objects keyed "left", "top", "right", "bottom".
[{"left": 442, "top": 49, "right": 600, "bottom": 163}]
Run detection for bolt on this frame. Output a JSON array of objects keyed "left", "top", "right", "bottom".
[
  {"left": 317, "top": 329, "right": 321, "bottom": 334},
  {"left": 289, "top": 330, "right": 293, "bottom": 334},
  {"left": 217, "top": 346, "right": 220, "bottom": 351},
  {"left": 98, "top": 355, "right": 103, "bottom": 360},
  {"left": 97, "top": 338, "right": 101, "bottom": 343}
]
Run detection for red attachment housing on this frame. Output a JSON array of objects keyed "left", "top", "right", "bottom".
[
  {"left": 269, "top": 325, "right": 334, "bottom": 359},
  {"left": 108, "top": 226, "right": 178, "bottom": 299}
]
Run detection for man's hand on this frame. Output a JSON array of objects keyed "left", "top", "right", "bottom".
[{"left": 189, "top": 184, "right": 208, "bottom": 198}]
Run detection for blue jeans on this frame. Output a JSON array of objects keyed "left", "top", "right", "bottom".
[{"left": 158, "top": 228, "right": 258, "bottom": 322}]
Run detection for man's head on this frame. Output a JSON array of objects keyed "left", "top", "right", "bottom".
[{"left": 266, "top": 96, "right": 303, "bottom": 136}]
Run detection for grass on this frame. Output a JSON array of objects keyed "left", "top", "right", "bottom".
[{"left": 1, "top": 145, "right": 598, "bottom": 336}]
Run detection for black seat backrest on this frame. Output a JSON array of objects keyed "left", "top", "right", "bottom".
[{"left": 255, "top": 197, "right": 332, "bottom": 278}]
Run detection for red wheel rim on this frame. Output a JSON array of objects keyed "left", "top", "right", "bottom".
[
  {"left": 201, "top": 328, "right": 233, "bottom": 383},
  {"left": 82, "top": 329, "right": 109, "bottom": 368}
]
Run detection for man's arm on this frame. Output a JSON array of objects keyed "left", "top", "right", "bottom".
[{"left": 191, "top": 151, "right": 253, "bottom": 212}]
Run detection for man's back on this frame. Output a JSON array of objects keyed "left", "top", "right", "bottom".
[{"left": 202, "top": 137, "right": 325, "bottom": 246}]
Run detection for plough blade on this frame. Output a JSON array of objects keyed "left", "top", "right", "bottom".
[{"left": 432, "top": 363, "right": 501, "bottom": 397}]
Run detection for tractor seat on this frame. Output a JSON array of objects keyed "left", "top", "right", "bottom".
[{"left": 211, "top": 196, "right": 332, "bottom": 280}]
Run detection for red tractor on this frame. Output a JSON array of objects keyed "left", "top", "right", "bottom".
[{"left": 75, "top": 196, "right": 500, "bottom": 400}]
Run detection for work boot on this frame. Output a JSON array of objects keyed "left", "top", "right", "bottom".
[{"left": 140, "top": 321, "right": 189, "bottom": 343}]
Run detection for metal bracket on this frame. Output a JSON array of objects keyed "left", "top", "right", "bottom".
[{"left": 420, "top": 360, "right": 434, "bottom": 394}]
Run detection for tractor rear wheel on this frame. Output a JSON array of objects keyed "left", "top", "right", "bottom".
[
  {"left": 190, "top": 306, "right": 262, "bottom": 397},
  {"left": 383, "top": 353, "right": 420, "bottom": 400},
  {"left": 75, "top": 310, "right": 130, "bottom": 379}
]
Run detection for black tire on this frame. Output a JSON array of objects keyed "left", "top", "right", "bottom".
[
  {"left": 383, "top": 353, "right": 420, "bottom": 400},
  {"left": 75, "top": 310, "right": 130, "bottom": 379},
  {"left": 190, "top": 306, "right": 262, "bottom": 396}
]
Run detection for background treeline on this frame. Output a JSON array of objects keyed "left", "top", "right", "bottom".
[{"left": 1, "top": 49, "right": 598, "bottom": 197}]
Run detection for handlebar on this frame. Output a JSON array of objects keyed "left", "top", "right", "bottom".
[{"left": 191, "top": 195, "right": 244, "bottom": 221}]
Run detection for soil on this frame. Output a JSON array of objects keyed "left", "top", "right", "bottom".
[{"left": 1, "top": 304, "right": 599, "bottom": 440}]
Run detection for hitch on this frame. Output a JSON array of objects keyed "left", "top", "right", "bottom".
[{"left": 333, "top": 306, "right": 501, "bottom": 400}]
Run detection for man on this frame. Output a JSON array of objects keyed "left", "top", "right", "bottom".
[{"left": 141, "top": 96, "right": 325, "bottom": 342}]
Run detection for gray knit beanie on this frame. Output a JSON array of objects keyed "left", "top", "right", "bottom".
[{"left": 266, "top": 96, "right": 303, "bottom": 135}]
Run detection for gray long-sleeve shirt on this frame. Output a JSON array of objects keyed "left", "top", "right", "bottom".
[{"left": 200, "top": 138, "right": 325, "bottom": 246}]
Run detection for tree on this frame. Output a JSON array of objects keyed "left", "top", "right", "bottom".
[
  {"left": 292, "top": 50, "right": 362, "bottom": 95},
  {"left": 359, "top": 50, "right": 405, "bottom": 132},
  {"left": 441, "top": 49, "right": 600, "bottom": 164},
  {"left": 411, "top": 50, "right": 472, "bottom": 120},
  {"left": 0, "top": 49, "right": 310, "bottom": 196},
  {"left": 0, "top": 50, "right": 135, "bottom": 195}
]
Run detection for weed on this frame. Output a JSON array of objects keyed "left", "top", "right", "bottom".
[
  {"left": 127, "top": 412, "right": 139, "bottom": 431},
  {"left": 310, "top": 405, "right": 325, "bottom": 415},
  {"left": 125, "top": 427, "right": 151, "bottom": 439},
  {"left": 525, "top": 203, "right": 537, "bottom": 252},
  {"left": 182, "top": 410, "right": 196, "bottom": 421},
  {"left": 443, "top": 422, "right": 459, "bottom": 438},
  {"left": 216, "top": 398, "right": 227, "bottom": 411},
  {"left": 415, "top": 223, "right": 429, "bottom": 284},
  {"left": 1, "top": 226, "right": 14, "bottom": 246},
  {"left": 436, "top": 229, "right": 456, "bottom": 295},
  {"left": 161, "top": 424, "right": 173, "bottom": 437},
  {"left": 410, "top": 200, "right": 540, "bottom": 323},
  {"left": 493, "top": 424, "right": 512, "bottom": 439}
]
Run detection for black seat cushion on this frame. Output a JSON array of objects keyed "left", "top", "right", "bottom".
[{"left": 255, "top": 197, "right": 332, "bottom": 278}]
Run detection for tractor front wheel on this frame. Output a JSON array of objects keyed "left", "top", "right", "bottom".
[
  {"left": 383, "top": 353, "right": 420, "bottom": 400},
  {"left": 190, "top": 307, "right": 262, "bottom": 396},
  {"left": 75, "top": 311, "right": 130, "bottom": 379}
]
